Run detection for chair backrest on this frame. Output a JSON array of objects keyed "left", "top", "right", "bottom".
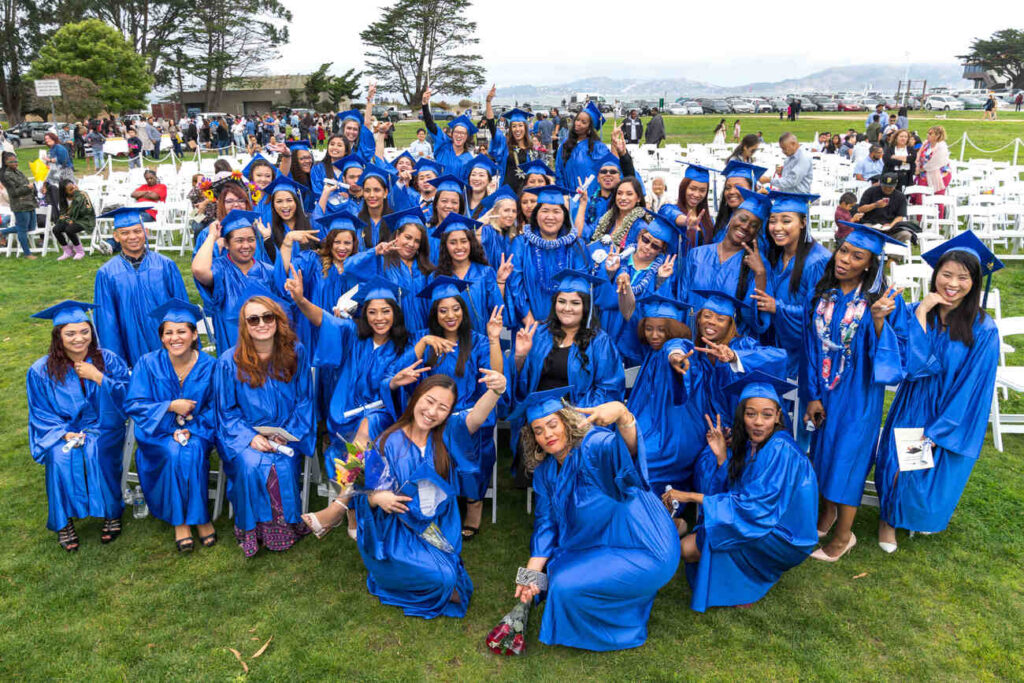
[{"left": 997, "top": 316, "right": 1024, "bottom": 339}]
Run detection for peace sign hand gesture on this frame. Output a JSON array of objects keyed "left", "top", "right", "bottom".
[
  {"left": 704, "top": 413, "right": 728, "bottom": 464},
  {"left": 284, "top": 264, "right": 305, "bottom": 304},
  {"left": 389, "top": 359, "right": 431, "bottom": 389},
  {"left": 604, "top": 244, "right": 621, "bottom": 275},
  {"left": 375, "top": 239, "right": 398, "bottom": 256},
  {"left": 514, "top": 320, "right": 539, "bottom": 359},
  {"left": 477, "top": 367, "right": 507, "bottom": 395},
  {"left": 741, "top": 240, "right": 765, "bottom": 277},
  {"left": 657, "top": 254, "right": 677, "bottom": 280},
  {"left": 496, "top": 253, "right": 514, "bottom": 284},
  {"left": 871, "top": 285, "right": 903, "bottom": 323},
  {"left": 686, "top": 209, "right": 707, "bottom": 230},
  {"left": 751, "top": 287, "right": 776, "bottom": 314},
  {"left": 486, "top": 305, "right": 505, "bottom": 341},
  {"left": 668, "top": 348, "right": 693, "bottom": 375},
  {"left": 694, "top": 336, "right": 737, "bottom": 364}
]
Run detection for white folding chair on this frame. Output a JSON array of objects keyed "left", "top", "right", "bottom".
[{"left": 990, "top": 316, "right": 1024, "bottom": 452}]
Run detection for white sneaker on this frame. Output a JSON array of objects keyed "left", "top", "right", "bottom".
[{"left": 878, "top": 541, "right": 898, "bottom": 554}]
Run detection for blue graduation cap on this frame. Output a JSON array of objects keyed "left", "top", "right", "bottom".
[
  {"left": 921, "top": 229, "right": 1004, "bottom": 307},
  {"left": 336, "top": 109, "right": 363, "bottom": 125},
  {"left": 736, "top": 187, "right": 773, "bottom": 224},
  {"left": 446, "top": 115, "right": 478, "bottom": 135},
  {"left": 500, "top": 108, "right": 533, "bottom": 124},
  {"left": 524, "top": 185, "right": 573, "bottom": 206},
  {"left": 518, "top": 159, "right": 555, "bottom": 179},
  {"left": 636, "top": 293, "right": 687, "bottom": 322},
  {"left": 285, "top": 140, "right": 311, "bottom": 153},
  {"left": 333, "top": 154, "right": 365, "bottom": 175},
  {"left": 428, "top": 174, "right": 466, "bottom": 195},
  {"left": 392, "top": 150, "right": 417, "bottom": 168},
  {"left": 32, "top": 300, "right": 96, "bottom": 327},
  {"left": 354, "top": 276, "right": 402, "bottom": 305},
  {"left": 464, "top": 154, "right": 499, "bottom": 177},
  {"left": 417, "top": 275, "right": 471, "bottom": 304},
  {"left": 681, "top": 162, "right": 716, "bottom": 184},
  {"left": 722, "top": 370, "right": 796, "bottom": 406},
  {"left": 692, "top": 288, "right": 744, "bottom": 318},
  {"left": 641, "top": 209, "right": 680, "bottom": 244},
  {"left": 477, "top": 185, "right": 518, "bottom": 214},
  {"left": 595, "top": 154, "right": 621, "bottom": 172},
  {"left": 767, "top": 191, "right": 819, "bottom": 216},
  {"left": 722, "top": 160, "right": 767, "bottom": 186},
  {"left": 551, "top": 268, "right": 606, "bottom": 295},
  {"left": 220, "top": 209, "right": 261, "bottom": 237},
  {"left": 265, "top": 174, "right": 305, "bottom": 199},
  {"left": 383, "top": 206, "right": 427, "bottom": 232},
  {"left": 517, "top": 386, "right": 573, "bottom": 424},
  {"left": 148, "top": 297, "right": 203, "bottom": 325},
  {"left": 359, "top": 163, "right": 390, "bottom": 186},
  {"left": 582, "top": 102, "right": 605, "bottom": 132},
  {"left": 414, "top": 158, "right": 444, "bottom": 177},
  {"left": 431, "top": 212, "right": 483, "bottom": 239},
  {"left": 99, "top": 206, "right": 155, "bottom": 229},
  {"left": 315, "top": 208, "right": 367, "bottom": 234},
  {"left": 242, "top": 153, "right": 278, "bottom": 181}
]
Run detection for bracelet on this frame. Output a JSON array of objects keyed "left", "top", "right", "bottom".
[
  {"left": 619, "top": 414, "right": 637, "bottom": 430},
  {"left": 496, "top": 280, "right": 506, "bottom": 285},
  {"left": 490, "top": 387, "right": 504, "bottom": 397}
]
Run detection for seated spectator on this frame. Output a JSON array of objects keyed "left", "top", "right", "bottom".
[
  {"left": 854, "top": 145, "right": 884, "bottom": 182},
  {"left": 407, "top": 127, "right": 433, "bottom": 159},
  {"left": 850, "top": 134, "right": 870, "bottom": 164},
  {"left": 131, "top": 169, "right": 167, "bottom": 219},
  {"left": 833, "top": 192, "right": 863, "bottom": 242},
  {"left": 855, "top": 172, "right": 912, "bottom": 243}
]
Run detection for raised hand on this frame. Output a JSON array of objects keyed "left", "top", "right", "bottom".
[
  {"left": 694, "top": 336, "right": 737, "bottom": 364},
  {"left": 668, "top": 348, "right": 693, "bottom": 375},
  {"left": 871, "top": 285, "right": 904, "bottom": 322},
  {"left": 577, "top": 401, "right": 630, "bottom": 427},
  {"left": 284, "top": 265, "right": 305, "bottom": 303},
  {"left": 375, "top": 239, "right": 398, "bottom": 256},
  {"left": 422, "top": 334, "right": 456, "bottom": 357},
  {"left": 704, "top": 413, "right": 728, "bottom": 464},
  {"left": 496, "top": 253, "right": 514, "bottom": 284},
  {"left": 285, "top": 229, "right": 320, "bottom": 246},
  {"left": 367, "top": 81, "right": 376, "bottom": 103},
  {"left": 421, "top": 87, "right": 432, "bottom": 106},
  {"left": 751, "top": 287, "right": 776, "bottom": 314},
  {"left": 657, "top": 254, "right": 677, "bottom": 280},
  {"left": 514, "top": 320, "right": 539, "bottom": 359},
  {"left": 616, "top": 271, "right": 631, "bottom": 295},
  {"left": 390, "top": 359, "right": 431, "bottom": 389},
  {"left": 741, "top": 240, "right": 765, "bottom": 276},
  {"left": 685, "top": 209, "right": 707, "bottom": 230},
  {"left": 486, "top": 84, "right": 496, "bottom": 102},
  {"left": 604, "top": 244, "right": 621, "bottom": 275},
  {"left": 486, "top": 306, "right": 505, "bottom": 341},
  {"left": 477, "top": 367, "right": 507, "bottom": 395}
]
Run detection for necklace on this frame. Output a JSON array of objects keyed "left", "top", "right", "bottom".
[
  {"left": 173, "top": 351, "right": 198, "bottom": 384},
  {"left": 813, "top": 287, "right": 867, "bottom": 391}
]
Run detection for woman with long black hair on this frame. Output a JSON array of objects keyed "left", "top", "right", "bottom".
[
  {"left": 710, "top": 161, "right": 766, "bottom": 245},
  {"left": 555, "top": 102, "right": 613, "bottom": 191},
  {"left": 484, "top": 86, "right": 536, "bottom": 193}
]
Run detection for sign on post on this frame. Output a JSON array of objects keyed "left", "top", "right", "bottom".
[{"left": 34, "top": 79, "right": 61, "bottom": 98}]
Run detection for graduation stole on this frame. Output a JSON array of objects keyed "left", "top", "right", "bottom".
[{"left": 814, "top": 287, "right": 867, "bottom": 391}]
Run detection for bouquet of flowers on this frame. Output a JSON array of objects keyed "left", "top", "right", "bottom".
[
  {"left": 333, "top": 440, "right": 369, "bottom": 492},
  {"left": 485, "top": 601, "right": 531, "bottom": 656}
]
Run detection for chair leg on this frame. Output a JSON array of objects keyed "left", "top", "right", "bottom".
[
  {"left": 491, "top": 462, "right": 498, "bottom": 525},
  {"left": 991, "top": 388, "right": 1004, "bottom": 453},
  {"left": 301, "top": 456, "right": 313, "bottom": 514},
  {"left": 526, "top": 486, "right": 533, "bottom": 514}
]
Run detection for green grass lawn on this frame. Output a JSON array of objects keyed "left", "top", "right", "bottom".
[{"left": 1, "top": 250, "right": 1024, "bottom": 679}]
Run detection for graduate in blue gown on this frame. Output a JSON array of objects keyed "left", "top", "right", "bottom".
[
  {"left": 803, "top": 223, "right": 908, "bottom": 562},
  {"left": 474, "top": 185, "right": 519, "bottom": 270},
  {"left": 353, "top": 164, "right": 394, "bottom": 249},
  {"left": 93, "top": 207, "right": 188, "bottom": 366},
  {"left": 875, "top": 232, "right": 1001, "bottom": 551},
  {"left": 278, "top": 209, "right": 362, "bottom": 319},
  {"left": 463, "top": 154, "right": 499, "bottom": 219},
  {"left": 242, "top": 153, "right": 279, "bottom": 229},
  {"left": 356, "top": 370, "right": 507, "bottom": 618},
  {"left": 667, "top": 372, "right": 818, "bottom": 612},
  {"left": 26, "top": 301, "right": 130, "bottom": 551},
  {"left": 335, "top": 108, "right": 379, "bottom": 164},
  {"left": 311, "top": 154, "right": 365, "bottom": 224},
  {"left": 191, "top": 209, "right": 277, "bottom": 356},
  {"left": 425, "top": 174, "right": 468, "bottom": 263},
  {"left": 213, "top": 290, "right": 315, "bottom": 557},
  {"left": 656, "top": 163, "right": 717, "bottom": 254},
  {"left": 508, "top": 269, "right": 625, "bottom": 476},
  {"left": 343, "top": 206, "right": 435, "bottom": 332},
  {"left": 387, "top": 150, "right": 421, "bottom": 212},
  {"left": 191, "top": 178, "right": 272, "bottom": 265},
  {"left": 507, "top": 186, "right": 590, "bottom": 324},
  {"left": 671, "top": 187, "right": 772, "bottom": 338},
  {"left": 421, "top": 87, "right": 476, "bottom": 179},
  {"left": 513, "top": 389, "right": 679, "bottom": 651},
  {"left": 485, "top": 101, "right": 536, "bottom": 192},
  {"left": 580, "top": 163, "right": 646, "bottom": 246},
  {"left": 280, "top": 140, "right": 318, "bottom": 214},
  {"left": 125, "top": 299, "right": 218, "bottom": 551},
  {"left": 262, "top": 174, "right": 314, "bottom": 263},
  {"left": 430, "top": 212, "right": 511, "bottom": 331},
  {"left": 555, "top": 102, "right": 613, "bottom": 191},
  {"left": 710, "top": 160, "right": 767, "bottom": 245}
]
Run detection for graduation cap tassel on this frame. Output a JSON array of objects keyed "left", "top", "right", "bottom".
[
  {"left": 869, "top": 256, "right": 884, "bottom": 295},
  {"left": 587, "top": 283, "right": 594, "bottom": 329},
  {"left": 983, "top": 272, "right": 992, "bottom": 309}
]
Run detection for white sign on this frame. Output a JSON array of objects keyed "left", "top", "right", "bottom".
[{"left": 34, "top": 79, "right": 61, "bottom": 98}]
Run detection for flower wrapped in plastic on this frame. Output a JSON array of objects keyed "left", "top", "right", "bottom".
[
  {"left": 486, "top": 601, "right": 531, "bottom": 656},
  {"left": 333, "top": 440, "right": 369, "bottom": 493}
]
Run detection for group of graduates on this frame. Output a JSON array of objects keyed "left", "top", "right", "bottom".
[{"left": 26, "top": 95, "right": 1002, "bottom": 653}]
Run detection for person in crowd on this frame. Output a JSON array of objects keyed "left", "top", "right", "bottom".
[
  {"left": 850, "top": 134, "right": 871, "bottom": 164},
  {"left": 584, "top": 176, "right": 648, "bottom": 247},
  {"left": 430, "top": 212, "right": 509, "bottom": 331},
  {"left": 513, "top": 388, "right": 679, "bottom": 651},
  {"left": 865, "top": 104, "right": 889, "bottom": 131},
  {"left": 982, "top": 94, "right": 997, "bottom": 121},
  {"left": 712, "top": 119, "right": 727, "bottom": 145},
  {"left": 662, "top": 163, "right": 714, "bottom": 251},
  {"left": 310, "top": 132, "right": 350, "bottom": 198},
  {"left": 833, "top": 192, "right": 863, "bottom": 241},
  {"left": 572, "top": 148, "right": 638, "bottom": 232},
  {"left": 915, "top": 126, "right": 952, "bottom": 217},
  {"left": 855, "top": 172, "right": 912, "bottom": 242},
  {"left": 93, "top": 207, "right": 188, "bottom": 367},
  {"left": 214, "top": 290, "right": 315, "bottom": 557},
  {"left": 355, "top": 370, "right": 507, "bottom": 618},
  {"left": 408, "top": 128, "right": 433, "bottom": 159},
  {"left": 145, "top": 117, "right": 162, "bottom": 158},
  {"left": 463, "top": 155, "right": 498, "bottom": 219},
  {"left": 732, "top": 119, "right": 742, "bottom": 142},
  {"left": 0, "top": 151, "right": 38, "bottom": 258},
  {"left": 866, "top": 115, "right": 882, "bottom": 144},
  {"left": 769, "top": 133, "right": 813, "bottom": 194},
  {"left": 883, "top": 129, "right": 917, "bottom": 191},
  {"left": 728, "top": 133, "right": 760, "bottom": 164},
  {"left": 191, "top": 210, "right": 276, "bottom": 355},
  {"left": 421, "top": 88, "right": 475, "bottom": 179},
  {"left": 485, "top": 90, "right": 536, "bottom": 193},
  {"left": 895, "top": 106, "right": 909, "bottom": 130},
  {"left": 26, "top": 301, "right": 130, "bottom": 551},
  {"left": 645, "top": 107, "right": 666, "bottom": 147},
  {"left": 86, "top": 126, "right": 106, "bottom": 171},
  {"left": 125, "top": 299, "right": 218, "bottom": 552},
  {"left": 42, "top": 132, "right": 73, "bottom": 224},
  {"left": 277, "top": 140, "right": 317, "bottom": 214},
  {"left": 130, "top": 169, "right": 168, "bottom": 220},
  {"left": 556, "top": 102, "right": 614, "bottom": 190},
  {"left": 668, "top": 372, "right": 818, "bottom": 611},
  {"left": 52, "top": 179, "right": 93, "bottom": 261},
  {"left": 824, "top": 133, "right": 842, "bottom": 154},
  {"left": 622, "top": 109, "right": 643, "bottom": 145},
  {"left": 854, "top": 145, "right": 885, "bottom": 183},
  {"left": 875, "top": 232, "right": 1000, "bottom": 552},
  {"left": 647, "top": 176, "right": 668, "bottom": 212},
  {"left": 803, "top": 223, "right": 908, "bottom": 562},
  {"left": 710, "top": 160, "right": 766, "bottom": 245}
]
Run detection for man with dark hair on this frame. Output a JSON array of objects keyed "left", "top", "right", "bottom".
[
  {"left": 622, "top": 109, "right": 643, "bottom": 145},
  {"left": 866, "top": 115, "right": 882, "bottom": 144},
  {"left": 645, "top": 108, "right": 665, "bottom": 147},
  {"left": 854, "top": 144, "right": 885, "bottom": 182},
  {"left": 855, "top": 172, "right": 912, "bottom": 243},
  {"left": 865, "top": 104, "right": 889, "bottom": 130}
]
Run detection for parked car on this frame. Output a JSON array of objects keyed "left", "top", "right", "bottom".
[
  {"left": 815, "top": 98, "right": 839, "bottom": 112},
  {"left": 5, "top": 121, "right": 46, "bottom": 143},
  {"left": 667, "top": 104, "right": 688, "bottom": 116},
  {"left": 750, "top": 98, "right": 773, "bottom": 113},
  {"left": 683, "top": 101, "right": 704, "bottom": 115},
  {"left": 959, "top": 96, "right": 986, "bottom": 110},
  {"left": 730, "top": 100, "right": 755, "bottom": 114},
  {"left": 417, "top": 109, "right": 456, "bottom": 121},
  {"left": 0, "top": 127, "right": 21, "bottom": 148},
  {"left": 769, "top": 98, "right": 788, "bottom": 112},
  {"left": 32, "top": 122, "right": 70, "bottom": 144},
  {"left": 859, "top": 98, "right": 880, "bottom": 110},
  {"left": 703, "top": 99, "right": 733, "bottom": 114},
  {"left": 796, "top": 98, "right": 820, "bottom": 112},
  {"left": 837, "top": 99, "right": 864, "bottom": 112},
  {"left": 924, "top": 95, "right": 963, "bottom": 111}
]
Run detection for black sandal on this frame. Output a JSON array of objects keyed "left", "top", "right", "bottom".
[
  {"left": 100, "top": 518, "right": 122, "bottom": 544},
  {"left": 57, "top": 523, "right": 79, "bottom": 553},
  {"left": 461, "top": 525, "right": 479, "bottom": 541},
  {"left": 199, "top": 531, "right": 218, "bottom": 548},
  {"left": 176, "top": 537, "right": 194, "bottom": 553}
]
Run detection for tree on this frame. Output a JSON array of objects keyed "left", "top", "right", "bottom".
[
  {"left": 299, "top": 63, "right": 362, "bottom": 110},
  {"left": 22, "top": 73, "right": 103, "bottom": 119},
  {"left": 959, "top": 29, "right": 1024, "bottom": 90},
  {"left": 360, "top": 0, "right": 486, "bottom": 106},
  {"left": 28, "top": 19, "right": 152, "bottom": 112},
  {"left": 0, "top": 0, "right": 57, "bottom": 123}
]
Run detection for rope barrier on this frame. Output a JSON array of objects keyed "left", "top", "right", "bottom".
[{"left": 962, "top": 135, "right": 1022, "bottom": 154}]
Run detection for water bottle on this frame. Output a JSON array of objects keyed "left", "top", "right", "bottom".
[
  {"left": 664, "top": 485, "right": 680, "bottom": 516},
  {"left": 132, "top": 485, "right": 149, "bottom": 519}
]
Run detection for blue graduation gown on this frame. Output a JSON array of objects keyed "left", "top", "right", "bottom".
[
  {"left": 687, "top": 432, "right": 818, "bottom": 612},
  {"left": 213, "top": 343, "right": 316, "bottom": 532},
  {"left": 429, "top": 263, "right": 507, "bottom": 333},
  {"left": 875, "top": 309, "right": 999, "bottom": 532},
  {"left": 125, "top": 349, "right": 217, "bottom": 526},
  {"left": 272, "top": 246, "right": 323, "bottom": 358},
  {"left": 764, "top": 243, "right": 832, "bottom": 381},
  {"left": 355, "top": 413, "right": 477, "bottom": 618},
  {"left": 27, "top": 350, "right": 130, "bottom": 531},
  {"left": 674, "top": 243, "right": 769, "bottom": 338},
  {"left": 430, "top": 127, "right": 474, "bottom": 180},
  {"left": 479, "top": 225, "right": 513, "bottom": 272},
  {"left": 192, "top": 225, "right": 271, "bottom": 265},
  {"left": 314, "top": 313, "right": 408, "bottom": 479},
  {"left": 695, "top": 336, "right": 788, "bottom": 427},
  {"left": 197, "top": 256, "right": 276, "bottom": 357},
  {"left": 343, "top": 250, "right": 431, "bottom": 332},
  {"left": 93, "top": 251, "right": 188, "bottom": 367},
  {"left": 555, "top": 139, "right": 612, "bottom": 191},
  {"left": 598, "top": 252, "right": 666, "bottom": 356},
  {"left": 531, "top": 428, "right": 679, "bottom": 651},
  {"left": 802, "top": 289, "right": 907, "bottom": 506},
  {"left": 284, "top": 170, "right": 316, "bottom": 214},
  {"left": 507, "top": 234, "right": 589, "bottom": 323}
]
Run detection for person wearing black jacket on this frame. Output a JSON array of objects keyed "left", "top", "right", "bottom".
[
  {"left": 622, "top": 110, "right": 643, "bottom": 145},
  {"left": 882, "top": 129, "right": 917, "bottom": 191}
]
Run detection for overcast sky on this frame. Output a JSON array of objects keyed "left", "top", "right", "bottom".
[{"left": 273, "top": 0, "right": 1005, "bottom": 89}]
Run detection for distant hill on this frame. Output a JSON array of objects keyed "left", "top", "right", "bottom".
[{"left": 486, "top": 63, "right": 967, "bottom": 102}]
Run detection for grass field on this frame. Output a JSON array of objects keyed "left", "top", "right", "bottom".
[{"left": 2, "top": 254, "right": 1024, "bottom": 679}]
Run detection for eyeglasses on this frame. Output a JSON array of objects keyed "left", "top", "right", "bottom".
[
  {"left": 245, "top": 312, "right": 276, "bottom": 326},
  {"left": 598, "top": 169, "right": 619, "bottom": 176}
]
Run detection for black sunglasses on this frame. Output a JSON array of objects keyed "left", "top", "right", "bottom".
[
  {"left": 598, "top": 169, "right": 619, "bottom": 176},
  {"left": 245, "top": 312, "right": 276, "bottom": 326}
]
